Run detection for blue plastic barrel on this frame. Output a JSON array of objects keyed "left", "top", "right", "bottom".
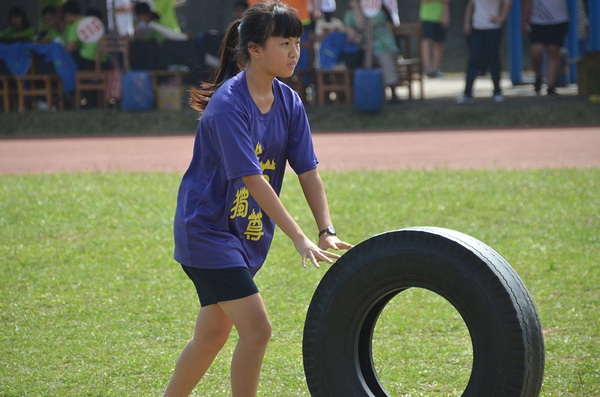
[
  {"left": 121, "top": 71, "right": 153, "bottom": 111},
  {"left": 353, "top": 68, "right": 383, "bottom": 112}
]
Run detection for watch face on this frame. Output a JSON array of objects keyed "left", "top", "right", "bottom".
[{"left": 323, "top": 227, "right": 336, "bottom": 236}]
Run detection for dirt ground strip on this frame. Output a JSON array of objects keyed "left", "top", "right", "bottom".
[{"left": 1, "top": 127, "right": 599, "bottom": 175}]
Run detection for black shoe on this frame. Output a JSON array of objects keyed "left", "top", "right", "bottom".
[
  {"left": 534, "top": 77, "right": 542, "bottom": 95},
  {"left": 547, "top": 87, "right": 560, "bottom": 99},
  {"left": 389, "top": 95, "right": 403, "bottom": 104}
]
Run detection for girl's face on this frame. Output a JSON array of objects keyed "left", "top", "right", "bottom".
[
  {"left": 44, "top": 13, "right": 59, "bottom": 29},
  {"left": 10, "top": 15, "right": 24, "bottom": 29},
  {"left": 254, "top": 36, "right": 301, "bottom": 78}
]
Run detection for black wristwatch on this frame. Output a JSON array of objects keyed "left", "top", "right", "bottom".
[{"left": 318, "top": 226, "right": 337, "bottom": 238}]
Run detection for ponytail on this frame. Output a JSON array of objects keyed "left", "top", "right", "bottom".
[
  {"left": 189, "top": 20, "right": 244, "bottom": 112},
  {"left": 189, "top": 1, "right": 303, "bottom": 113}
]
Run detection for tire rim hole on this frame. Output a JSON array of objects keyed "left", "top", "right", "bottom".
[{"left": 371, "top": 287, "right": 473, "bottom": 395}]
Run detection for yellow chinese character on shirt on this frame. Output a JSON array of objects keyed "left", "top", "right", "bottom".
[
  {"left": 230, "top": 187, "right": 249, "bottom": 219},
  {"left": 255, "top": 142, "right": 263, "bottom": 157},
  {"left": 255, "top": 142, "right": 276, "bottom": 182},
  {"left": 244, "top": 209, "right": 264, "bottom": 241},
  {"left": 260, "top": 159, "right": 276, "bottom": 182}
]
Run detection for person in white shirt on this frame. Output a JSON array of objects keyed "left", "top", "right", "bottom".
[
  {"left": 456, "top": 0, "right": 512, "bottom": 103},
  {"left": 107, "top": 0, "right": 134, "bottom": 36},
  {"left": 522, "top": 0, "right": 569, "bottom": 97},
  {"left": 315, "top": 0, "right": 336, "bottom": 20}
]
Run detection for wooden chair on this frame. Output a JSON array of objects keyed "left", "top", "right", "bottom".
[
  {"left": 280, "top": 38, "right": 316, "bottom": 104},
  {"left": 0, "top": 75, "right": 17, "bottom": 112},
  {"left": 314, "top": 66, "right": 353, "bottom": 106},
  {"left": 75, "top": 34, "right": 130, "bottom": 109},
  {"left": 393, "top": 22, "right": 425, "bottom": 100},
  {"left": 313, "top": 33, "right": 354, "bottom": 106},
  {"left": 283, "top": 34, "right": 353, "bottom": 106},
  {"left": 14, "top": 56, "right": 64, "bottom": 113}
]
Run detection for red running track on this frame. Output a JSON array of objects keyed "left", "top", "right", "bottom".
[{"left": 1, "top": 127, "right": 599, "bottom": 174}]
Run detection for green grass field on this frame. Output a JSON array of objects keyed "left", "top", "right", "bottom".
[{"left": 1, "top": 169, "right": 599, "bottom": 396}]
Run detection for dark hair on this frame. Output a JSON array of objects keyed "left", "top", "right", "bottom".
[
  {"left": 134, "top": 2, "right": 151, "bottom": 15},
  {"left": 9, "top": 6, "right": 31, "bottom": 29},
  {"left": 85, "top": 7, "right": 103, "bottom": 20},
  {"left": 62, "top": 1, "right": 82, "bottom": 16},
  {"left": 41, "top": 6, "right": 58, "bottom": 17},
  {"left": 189, "top": 0, "right": 303, "bottom": 112}
]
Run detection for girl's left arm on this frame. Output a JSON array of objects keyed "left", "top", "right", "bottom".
[{"left": 298, "top": 168, "right": 354, "bottom": 252}]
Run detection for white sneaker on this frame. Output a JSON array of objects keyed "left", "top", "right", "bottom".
[
  {"left": 456, "top": 95, "right": 474, "bottom": 104},
  {"left": 429, "top": 69, "right": 445, "bottom": 78},
  {"left": 493, "top": 94, "right": 505, "bottom": 102}
]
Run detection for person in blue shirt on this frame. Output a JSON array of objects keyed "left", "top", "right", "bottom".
[{"left": 165, "top": 2, "right": 353, "bottom": 396}]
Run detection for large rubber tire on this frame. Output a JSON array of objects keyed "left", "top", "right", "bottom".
[{"left": 303, "top": 227, "right": 544, "bottom": 397}]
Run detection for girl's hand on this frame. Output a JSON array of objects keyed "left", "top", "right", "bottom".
[
  {"left": 294, "top": 236, "right": 341, "bottom": 269},
  {"left": 463, "top": 22, "right": 472, "bottom": 36},
  {"left": 489, "top": 16, "right": 502, "bottom": 24},
  {"left": 319, "top": 234, "right": 354, "bottom": 252},
  {"left": 441, "top": 14, "right": 450, "bottom": 29}
]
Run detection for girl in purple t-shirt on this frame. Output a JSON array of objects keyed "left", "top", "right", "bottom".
[{"left": 164, "top": 2, "right": 353, "bottom": 396}]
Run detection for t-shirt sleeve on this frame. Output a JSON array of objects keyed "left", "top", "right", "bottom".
[
  {"left": 209, "top": 110, "right": 263, "bottom": 180},
  {"left": 65, "top": 22, "right": 78, "bottom": 44},
  {"left": 287, "top": 94, "right": 318, "bottom": 175}
]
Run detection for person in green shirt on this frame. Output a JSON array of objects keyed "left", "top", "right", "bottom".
[
  {"left": 38, "top": 0, "right": 65, "bottom": 32},
  {"left": 153, "top": 0, "right": 181, "bottom": 33},
  {"left": 344, "top": 0, "right": 402, "bottom": 102},
  {"left": 420, "top": 0, "right": 450, "bottom": 78},
  {"left": 39, "top": 6, "right": 68, "bottom": 44},
  {"left": 0, "top": 6, "right": 36, "bottom": 43},
  {"left": 133, "top": 2, "right": 166, "bottom": 42},
  {"left": 62, "top": 1, "right": 98, "bottom": 70}
]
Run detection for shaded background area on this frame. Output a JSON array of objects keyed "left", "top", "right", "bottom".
[{"left": 0, "top": 0, "right": 529, "bottom": 73}]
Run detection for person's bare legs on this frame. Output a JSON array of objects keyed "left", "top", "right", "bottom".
[
  {"left": 219, "top": 293, "right": 271, "bottom": 397},
  {"left": 421, "top": 38, "right": 433, "bottom": 70},
  {"left": 433, "top": 41, "right": 443, "bottom": 71},
  {"left": 530, "top": 43, "right": 545, "bottom": 92},
  {"left": 164, "top": 293, "right": 270, "bottom": 397},
  {"left": 544, "top": 44, "right": 561, "bottom": 89},
  {"left": 164, "top": 304, "right": 233, "bottom": 397}
]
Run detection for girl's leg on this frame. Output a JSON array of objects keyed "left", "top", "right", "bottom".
[
  {"left": 377, "top": 50, "right": 400, "bottom": 87},
  {"left": 544, "top": 44, "right": 561, "bottom": 90},
  {"left": 218, "top": 293, "right": 271, "bottom": 397},
  {"left": 464, "top": 30, "right": 484, "bottom": 97},
  {"left": 421, "top": 38, "right": 433, "bottom": 70},
  {"left": 433, "top": 41, "right": 443, "bottom": 71},
  {"left": 485, "top": 28, "right": 503, "bottom": 95},
  {"left": 164, "top": 304, "right": 233, "bottom": 397},
  {"left": 530, "top": 43, "right": 545, "bottom": 92}
]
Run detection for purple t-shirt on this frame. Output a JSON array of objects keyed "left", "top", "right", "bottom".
[{"left": 174, "top": 71, "right": 318, "bottom": 275}]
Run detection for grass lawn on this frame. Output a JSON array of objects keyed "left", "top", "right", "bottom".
[{"left": 1, "top": 169, "right": 598, "bottom": 396}]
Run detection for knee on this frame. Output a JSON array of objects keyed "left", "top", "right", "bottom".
[
  {"left": 530, "top": 45, "right": 544, "bottom": 58},
  {"left": 546, "top": 45, "right": 561, "bottom": 60},
  {"left": 254, "top": 319, "right": 272, "bottom": 345},
  {"left": 193, "top": 326, "right": 231, "bottom": 353},
  {"left": 241, "top": 319, "right": 272, "bottom": 347}
]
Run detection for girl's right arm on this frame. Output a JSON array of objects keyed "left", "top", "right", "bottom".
[
  {"left": 463, "top": 0, "right": 474, "bottom": 35},
  {"left": 241, "top": 174, "right": 340, "bottom": 268}
]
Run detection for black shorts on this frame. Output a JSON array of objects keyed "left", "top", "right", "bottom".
[
  {"left": 422, "top": 21, "right": 447, "bottom": 43},
  {"left": 530, "top": 22, "right": 569, "bottom": 47},
  {"left": 181, "top": 265, "right": 259, "bottom": 307}
]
